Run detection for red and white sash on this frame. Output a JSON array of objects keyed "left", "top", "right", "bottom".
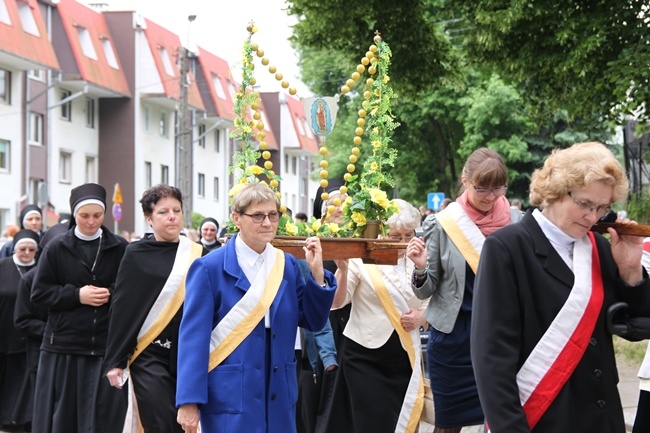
[{"left": 489, "top": 232, "right": 604, "bottom": 431}]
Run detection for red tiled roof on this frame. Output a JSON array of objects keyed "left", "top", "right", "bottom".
[
  {"left": 142, "top": 18, "right": 204, "bottom": 110},
  {"left": 0, "top": 0, "right": 59, "bottom": 70},
  {"left": 196, "top": 46, "right": 236, "bottom": 120},
  {"left": 286, "top": 94, "right": 319, "bottom": 154},
  {"left": 55, "top": 0, "right": 129, "bottom": 96}
]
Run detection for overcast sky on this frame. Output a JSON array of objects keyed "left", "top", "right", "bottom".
[{"left": 82, "top": 0, "right": 311, "bottom": 96}]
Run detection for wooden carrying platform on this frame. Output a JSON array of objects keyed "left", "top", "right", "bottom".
[{"left": 271, "top": 236, "right": 408, "bottom": 265}]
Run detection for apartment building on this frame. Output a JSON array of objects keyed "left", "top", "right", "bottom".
[{"left": 0, "top": 0, "right": 320, "bottom": 236}]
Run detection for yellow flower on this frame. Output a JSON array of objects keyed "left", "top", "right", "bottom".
[
  {"left": 372, "top": 140, "right": 381, "bottom": 148},
  {"left": 328, "top": 223, "right": 340, "bottom": 234},
  {"left": 370, "top": 162, "right": 378, "bottom": 172},
  {"left": 248, "top": 165, "right": 263, "bottom": 175},
  {"left": 229, "top": 183, "right": 247, "bottom": 197},
  {"left": 369, "top": 188, "right": 390, "bottom": 209},
  {"left": 285, "top": 222, "right": 298, "bottom": 236},
  {"left": 311, "top": 220, "right": 322, "bottom": 231},
  {"left": 383, "top": 75, "right": 390, "bottom": 83},
  {"left": 351, "top": 211, "right": 367, "bottom": 225}
]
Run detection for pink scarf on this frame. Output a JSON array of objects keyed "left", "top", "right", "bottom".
[{"left": 456, "top": 191, "right": 511, "bottom": 236}]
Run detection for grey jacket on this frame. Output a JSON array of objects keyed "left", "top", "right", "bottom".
[
  {"left": 414, "top": 210, "right": 520, "bottom": 333},
  {"left": 412, "top": 214, "right": 469, "bottom": 333}
]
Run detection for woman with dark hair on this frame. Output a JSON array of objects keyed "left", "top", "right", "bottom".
[
  {"left": 31, "top": 183, "right": 129, "bottom": 433},
  {"left": 104, "top": 184, "right": 205, "bottom": 433},
  {"left": 407, "top": 147, "right": 513, "bottom": 433}
]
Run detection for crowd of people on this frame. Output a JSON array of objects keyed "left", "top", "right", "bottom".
[{"left": 1, "top": 141, "right": 650, "bottom": 433}]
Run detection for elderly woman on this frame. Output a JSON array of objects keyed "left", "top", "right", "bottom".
[
  {"left": 407, "top": 147, "right": 513, "bottom": 433},
  {"left": 0, "top": 229, "right": 39, "bottom": 431},
  {"left": 332, "top": 199, "right": 429, "bottom": 433},
  {"left": 176, "top": 183, "right": 336, "bottom": 433},
  {"left": 31, "top": 183, "right": 129, "bottom": 433},
  {"left": 197, "top": 217, "right": 221, "bottom": 252},
  {"left": 104, "top": 184, "right": 204, "bottom": 433},
  {"left": 471, "top": 142, "right": 650, "bottom": 433},
  {"left": 0, "top": 204, "right": 44, "bottom": 258}
]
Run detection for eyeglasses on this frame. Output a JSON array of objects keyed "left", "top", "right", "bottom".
[
  {"left": 16, "top": 247, "right": 36, "bottom": 253},
  {"left": 567, "top": 191, "right": 611, "bottom": 218},
  {"left": 241, "top": 211, "right": 280, "bottom": 223},
  {"left": 471, "top": 184, "right": 508, "bottom": 198},
  {"left": 387, "top": 233, "right": 415, "bottom": 242}
]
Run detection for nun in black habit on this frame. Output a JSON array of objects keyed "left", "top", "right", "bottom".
[
  {"left": 0, "top": 204, "right": 44, "bottom": 258},
  {"left": 104, "top": 184, "right": 205, "bottom": 433},
  {"left": 0, "top": 229, "right": 38, "bottom": 431},
  {"left": 13, "top": 222, "right": 68, "bottom": 433},
  {"left": 197, "top": 216, "right": 221, "bottom": 252},
  {"left": 30, "top": 183, "right": 129, "bottom": 433}
]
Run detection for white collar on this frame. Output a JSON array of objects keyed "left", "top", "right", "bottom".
[
  {"left": 235, "top": 234, "right": 272, "bottom": 268},
  {"left": 74, "top": 226, "right": 103, "bottom": 241},
  {"left": 533, "top": 209, "right": 578, "bottom": 249}
]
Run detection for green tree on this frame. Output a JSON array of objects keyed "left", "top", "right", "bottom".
[{"left": 452, "top": 0, "right": 650, "bottom": 124}]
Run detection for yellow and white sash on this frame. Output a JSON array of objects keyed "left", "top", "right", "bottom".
[
  {"left": 435, "top": 202, "right": 485, "bottom": 273},
  {"left": 365, "top": 264, "right": 424, "bottom": 433},
  {"left": 208, "top": 248, "right": 285, "bottom": 371},
  {"left": 131, "top": 236, "right": 203, "bottom": 364}
]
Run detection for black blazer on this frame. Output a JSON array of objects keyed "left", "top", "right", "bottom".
[{"left": 471, "top": 211, "right": 650, "bottom": 433}]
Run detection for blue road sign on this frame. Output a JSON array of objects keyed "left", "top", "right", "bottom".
[{"left": 427, "top": 192, "right": 445, "bottom": 211}]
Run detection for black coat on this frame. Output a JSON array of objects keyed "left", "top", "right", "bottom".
[
  {"left": 471, "top": 211, "right": 650, "bottom": 433},
  {"left": 0, "top": 258, "right": 34, "bottom": 354},
  {"left": 31, "top": 227, "right": 128, "bottom": 356}
]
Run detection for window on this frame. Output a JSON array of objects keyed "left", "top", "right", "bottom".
[
  {"left": 28, "top": 70, "right": 44, "bottom": 81},
  {"left": 198, "top": 173, "right": 205, "bottom": 197},
  {"left": 144, "top": 162, "right": 152, "bottom": 188},
  {"left": 214, "top": 129, "right": 221, "bottom": 153},
  {"left": 284, "top": 154, "right": 289, "bottom": 173},
  {"left": 227, "top": 81, "right": 237, "bottom": 100},
  {"left": 159, "top": 48, "right": 175, "bottom": 77},
  {"left": 143, "top": 105, "right": 150, "bottom": 132},
  {"left": 86, "top": 98, "right": 95, "bottom": 128},
  {"left": 76, "top": 27, "right": 97, "bottom": 60},
  {"left": 0, "top": 0, "right": 11, "bottom": 25},
  {"left": 60, "top": 89, "right": 72, "bottom": 121},
  {"left": 85, "top": 156, "right": 97, "bottom": 183},
  {"left": 213, "top": 177, "right": 219, "bottom": 201},
  {"left": 0, "top": 139, "right": 10, "bottom": 172},
  {"left": 198, "top": 124, "right": 206, "bottom": 148},
  {"left": 59, "top": 151, "right": 72, "bottom": 183},
  {"left": 292, "top": 156, "right": 297, "bottom": 175},
  {"left": 101, "top": 38, "right": 119, "bottom": 69},
  {"left": 161, "top": 165, "right": 169, "bottom": 184},
  {"left": 29, "top": 112, "right": 43, "bottom": 145},
  {"left": 300, "top": 177, "right": 308, "bottom": 198},
  {"left": 17, "top": 2, "right": 39, "bottom": 36},
  {"left": 295, "top": 115, "right": 305, "bottom": 135},
  {"left": 0, "top": 69, "right": 10, "bottom": 104},
  {"left": 212, "top": 75, "right": 227, "bottom": 99},
  {"left": 303, "top": 119, "right": 314, "bottom": 138},
  {"left": 159, "top": 112, "right": 168, "bottom": 137}
]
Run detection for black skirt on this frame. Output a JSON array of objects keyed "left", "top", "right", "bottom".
[
  {"left": 32, "top": 352, "right": 128, "bottom": 433},
  {"left": 0, "top": 352, "right": 31, "bottom": 427},
  {"left": 335, "top": 331, "right": 412, "bottom": 433}
]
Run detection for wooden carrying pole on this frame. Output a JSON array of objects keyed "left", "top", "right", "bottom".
[{"left": 591, "top": 222, "right": 650, "bottom": 237}]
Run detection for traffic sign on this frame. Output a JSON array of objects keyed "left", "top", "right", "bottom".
[
  {"left": 112, "top": 203, "right": 122, "bottom": 222},
  {"left": 427, "top": 192, "right": 445, "bottom": 211},
  {"left": 112, "top": 183, "right": 123, "bottom": 204}
]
